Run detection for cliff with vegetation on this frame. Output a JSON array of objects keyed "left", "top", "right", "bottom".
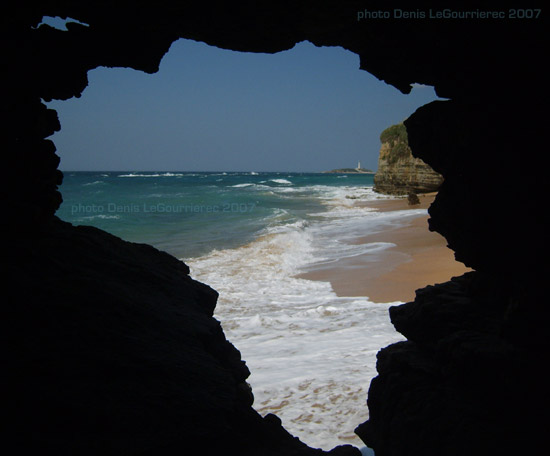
[{"left": 374, "top": 123, "right": 443, "bottom": 195}]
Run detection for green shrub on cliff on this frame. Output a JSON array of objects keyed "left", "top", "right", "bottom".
[
  {"left": 380, "top": 122, "right": 408, "bottom": 144},
  {"left": 380, "top": 123, "right": 411, "bottom": 164},
  {"left": 388, "top": 143, "right": 410, "bottom": 164}
]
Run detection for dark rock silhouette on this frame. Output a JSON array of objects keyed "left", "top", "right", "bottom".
[
  {"left": 356, "top": 272, "right": 544, "bottom": 455},
  {"left": 4, "top": 217, "right": 360, "bottom": 455},
  {"left": 3, "top": 2, "right": 546, "bottom": 455},
  {"left": 407, "top": 192, "right": 420, "bottom": 205}
]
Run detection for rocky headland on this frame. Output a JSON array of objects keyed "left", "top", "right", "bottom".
[
  {"left": 324, "top": 168, "right": 374, "bottom": 174},
  {"left": 374, "top": 122, "right": 443, "bottom": 195}
]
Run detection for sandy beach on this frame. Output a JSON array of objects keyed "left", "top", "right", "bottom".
[{"left": 297, "top": 193, "right": 471, "bottom": 303}]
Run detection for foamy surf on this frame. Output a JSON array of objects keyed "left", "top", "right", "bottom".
[
  {"left": 188, "top": 243, "right": 404, "bottom": 450},
  {"left": 117, "top": 172, "right": 191, "bottom": 177},
  {"left": 230, "top": 183, "right": 255, "bottom": 188},
  {"left": 270, "top": 178, "right": 293, "bottom": 185},
  {"left": 186, "top": 191, "right": 411, "bottom": 450},
  {"left": 58, "top": 171, "right": 412, "bottom": 449}
]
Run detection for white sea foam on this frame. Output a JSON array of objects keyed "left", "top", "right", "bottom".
[
  {"left": 230, "top": 183, "right": 255, "bottom": 188},
  {"left": 319, "top": 186, "right": 396, "bottom": 208},
  {"left": 82, "top": 180, "right": 106, "bottom": 186},
  {"left": 270, "top": 178, "right": 293, "bottom": 185},
  {"left": 77, "top": 214, "right": 120, "bottom": 221},
  {"left": 185, "top": 191, "right": 422, "bottom": 450},
  {"left": 117, "top": 172, "right": 189, "bottom": 178}
]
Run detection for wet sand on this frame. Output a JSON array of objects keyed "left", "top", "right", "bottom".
[{"left": 296, "top": 193, "right": 471, "bottom": 303}]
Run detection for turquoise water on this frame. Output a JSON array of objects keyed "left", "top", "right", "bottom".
[
  {"left": 58, "top": 171, "right": 376, "bottom": 259},
  {"left": 57, "top": 170, "right": 416, "bottom": 451}
]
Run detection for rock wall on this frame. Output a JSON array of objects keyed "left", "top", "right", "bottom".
[
  {"left": 3, "top": 2, "right": 546, "bottom": 456},
  {"left": 373, "top": 123, "right": 443, "bottom": 195},
  {"left": 355, "top": 272, "right": 543, "bottom": 456},
  {"left": 4, "top": 217, "right": 358, "bottom": 456},
  {"left": 355, "top": 94, "right": 547, "bottom": 456}
]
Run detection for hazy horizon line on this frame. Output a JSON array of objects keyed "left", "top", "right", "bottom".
[{"left": 59, "top": 169, "right": 377, "bottom": 173}]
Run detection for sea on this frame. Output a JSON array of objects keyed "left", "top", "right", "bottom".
[{"left": 57, "top": 171, "right": 424, "bottom": 452}]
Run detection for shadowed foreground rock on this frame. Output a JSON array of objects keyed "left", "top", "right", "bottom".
[
  {"left": 357, "top": 86, "right": 547, "bottom": 456},
  {"left": 4, "top": 217, "right": 359, "bottom": 455},
  {"left": 356, "top": 272, "right": 546, "bottom": 456}
]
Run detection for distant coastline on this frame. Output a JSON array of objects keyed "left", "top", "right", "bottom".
[{"left": 323, "top": 168, "right": 375, "bottom": 174}]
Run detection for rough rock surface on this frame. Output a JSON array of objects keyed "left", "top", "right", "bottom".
[
  {"left": 358, "top": 94, "right": 548, "bottom": 456},
  {"left": 356, "top": 272, "right": 545, "bottom": 456},
  {"left": 374, "top": 123, "right": 443, "bottom": 195},
  {"left": 4, "top": 217, "right": 359, "bottom": 456},
  {"left": 3, "top": 1, "right": 547, "bottom": 456}
]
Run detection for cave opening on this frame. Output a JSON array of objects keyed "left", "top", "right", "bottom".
[
  {"left": 44, "top": 35, "right": 453, "bottom": 451},
  {"left": 7, "top": 4, "right": 546, "bottom": 455}
]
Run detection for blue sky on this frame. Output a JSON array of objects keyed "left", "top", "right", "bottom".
[{"left": 45, "top": 25, "right": 439, "bottom": 172}]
